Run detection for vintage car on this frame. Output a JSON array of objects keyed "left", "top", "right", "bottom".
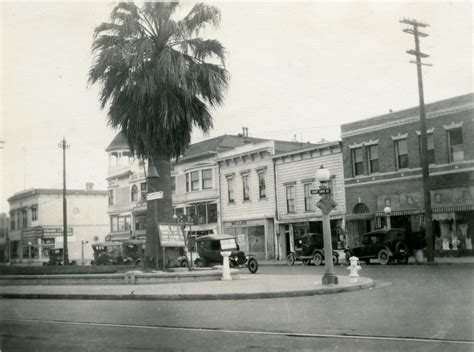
[
  {"left": 194, "top": 234, "right": 259, "bottom": 273},
  {"left": 286, "top": 233, "right": 339, "bottom": 266},
  {"left": 122, "top": 239, "right": 146, "bottom": 266},
  {"left": 344, "top": 228, "right": 424, "bottom": 265},
  {"left": 91, "top": 242, "right": 124, "bottom": 265},
  {"left": 43, "top": 248, "right": 77, "bottom": 266}
]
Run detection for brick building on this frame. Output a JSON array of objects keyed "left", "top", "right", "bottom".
[{"left": 341, "top": 93, "right": 474, "bottom": 253}]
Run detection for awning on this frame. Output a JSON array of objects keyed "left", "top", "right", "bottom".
[
  {"left": 345, "top": 213, "right": 374, "bottom": 221},
  {"left": 376, "top": 209, "right": 423, "bottom": 217}
]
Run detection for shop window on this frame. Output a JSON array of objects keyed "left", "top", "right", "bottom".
[
  {"left": 227, "top": 178, "right": 235, "bottom": 203},
  {"left": 418, "top": 134, "right": 435, "bottom": 165},
  {"left": 258, "top": 172, "right": 266, "bottom": 199},
  {"left": 242, "top": 175, "right": 250, "bottom": 201},
  {"left": 108, "top": 190, "right": 115, "bottom": 205},
  {"left": 202, "top": 169, "right": 212, "bottom": 189},
  {"left": 131, "top": 184, "right": 139, "bottom": 201},
  {"left": 395, "top": 138, "right": 409, "bottom": 170},
  {"left": 367, "top": 145, "right": 379, "bottom": 173},
  {"left": 351, "top": 147, "right": 364, "bottom": 176},
  {"left": 135, "top": 214, "right": 146, "bottom": 231},
  {"left": 447, "top": 128, "right": 464, "bottom": 162},
  {"left": 286, "top": 185, "right": 295, "bottom": 213},
  {"left": 208, "top": 204, "right": 217, "bottom": 223},
  {"left": 303, "top": 183, "right": 313, "bottom": 211}
]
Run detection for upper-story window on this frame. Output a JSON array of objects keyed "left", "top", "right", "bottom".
[
  {"left": 418, "top": 134, "right": 435, "bottom": 165},
  {"left": 303, "top": 183, "right": 313, "bottom": 211},
  {"left": 367, "top": 145, "right": 379, "bottom": 173},
  {"left": 31, "top": 206, "right": 38, "bottom": 222},
  {"left": 111, "top": 215, "right": 131, "bottom": 232},
  {"left": 22, "top": 209, "right": 27, "bottom": 228},
  {"left": 171, "top": 176, "right": 176, "bottom": 193},
  {"left": 258, "top": 172, "right": 266, "bottom": 199},
  {"left": 351, "top": 147, "right": 364, "bottom": 176},
  {"left": 242, "top": 174, "right": 250, "bottom": 201},
  {"left": 202, "top": 169, "right": 212, "bottom": 189},
  {"left": 395, "top": 138, "right": 409, "bottom": 170},
  {"left": 140, "top": 182, "right": 147, "bottom": 200},
  {"left": 186, "top": 171, "right": 200, "bottom": 192},
  {"left": 16, "top": 211, "right": 20, "bottom": 229},
  {"left": 108, "top": 190, "right": 115, "bottom": 205},
  {"left": 227, "top": 177, "right": 235, "bottom": 203},
  {"left": 286, "top": 185, "right": 295, "bottom": 213},
  {"left": 447, "top": 128, "right": 464, "bottom": 162},
  {"left": 10, "top": 212, "right": 15, "bottom": 230},
  {"left": 131, "top": 185, "right": 139, "bottom": 201}
]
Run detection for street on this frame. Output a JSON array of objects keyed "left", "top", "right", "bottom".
[{"left": 0, "top": 264, "right": 473, "bottom": 351}]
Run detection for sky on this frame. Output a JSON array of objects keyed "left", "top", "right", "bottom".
[{"left": 1, "top": 1, "right": 472, "bottom": 213}]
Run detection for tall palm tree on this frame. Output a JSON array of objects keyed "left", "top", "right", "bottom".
[{"left": 89, "top": 2, "right": 228, "bottom": 268}]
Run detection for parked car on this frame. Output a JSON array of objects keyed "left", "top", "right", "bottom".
[
  {"left": 91, "top": 242, "right": 123, "bottom": 265},
  {"left": 286, "top": 233, "right": 339, "bottom": 266},
  {"left": 194, "top": 234, "right": 259, "bottom": 273},
  {"left": 43, "top": 248, "right": 77, "bottom": 266},
  {"left": 344, "top": 228, "right": 424, "bottom": 265},
  {"left": 122, "top": 239, "right": 146, "bottom": 266}
]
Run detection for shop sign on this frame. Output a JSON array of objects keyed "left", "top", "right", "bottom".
[
  {"left": 21, "top": 227, "right": 43, "bottom": 238},
  {"left": 43, "top": 227, "right": 73, "bottom": 236},
  {"left": 158, "top": 224, "right": 185, "bottom": 247},
  {"left": 231, "top": 220, "right": 247, "bottom": 226}
]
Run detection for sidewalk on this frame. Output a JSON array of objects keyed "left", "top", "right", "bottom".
[{"left": 0, "top": 274, "right": 374, "bottom": 301}]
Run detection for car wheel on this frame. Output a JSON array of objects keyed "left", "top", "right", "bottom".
[
  {"left": 395, "top": 242, "right": 409, "bottom": 263},
  {"left": 195, "top": 258, "right": 206, "bottom": 267},
  {"left": 313, "top": 252, "right": 323, "bottom": 266},
  {"left": 286, "top": 253, "right": 296, "bottom": 266},
  {"left": 378, "top": 249, "right": 390, "bottom": 265},
  {"left": 302, "top": 259, "right": 311, "bottom": 266},
  {"left": 247, "top": 258, "right": 258, "bottom": 274},
  {"left": 332, "top": 255, "right": 338, "bottom": 265},
  {"left": 229, "top": 260, "right": 235, "bottom": 268},
  {"left": 397, "top": 255, "right": 409, "bottom": 264},
  {"left": 345, "top": 252, "right": 352, "bottom": 263},
  {"left": 180, "top": 260, "right": 188, "bottom": 267}
]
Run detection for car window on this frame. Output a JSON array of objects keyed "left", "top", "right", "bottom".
[
  {"left": 210, "top": 241, "right": 220, "bottom": 250},
  {"left": 371, "top": 236, "right": 380, "bottom": 244}
]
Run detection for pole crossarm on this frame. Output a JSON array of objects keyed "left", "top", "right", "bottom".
[{"left": 400, "top": 18, "right": 429, "bottom": 27}]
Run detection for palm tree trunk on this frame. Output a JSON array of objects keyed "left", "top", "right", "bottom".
[{"left": 145, "top": 153, "right": 173, "bottom": 270}]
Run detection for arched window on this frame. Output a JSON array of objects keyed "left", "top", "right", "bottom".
[
  {"left": 131, "top": 185, "right": 139, "bottom": 202},
  {"left": 353, "top": 203, "right": 369, "bottom": 214}
]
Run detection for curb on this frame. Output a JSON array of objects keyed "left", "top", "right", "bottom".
[{"left": 0, "top": 278, "right": 375, "bottom": 301}]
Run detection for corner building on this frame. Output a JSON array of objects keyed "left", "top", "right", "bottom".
[{"left": 341, "top": 93, "right": 474, "bottom": 254}]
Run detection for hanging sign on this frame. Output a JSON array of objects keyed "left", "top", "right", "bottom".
[{"left": 147, "top": 191, "right": 163, "bottom": 201}]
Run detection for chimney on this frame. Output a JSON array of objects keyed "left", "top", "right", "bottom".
[{"left": 86, "top": 183, "right": 94, "bottom": 191}]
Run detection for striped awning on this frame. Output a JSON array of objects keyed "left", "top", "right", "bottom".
[{"left": 376, "top": 209, "right": 423, "bottom": 217}]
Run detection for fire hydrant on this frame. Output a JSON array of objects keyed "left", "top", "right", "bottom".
[{"left": 347, "top": 256, "right": 362, "bottom": 282}]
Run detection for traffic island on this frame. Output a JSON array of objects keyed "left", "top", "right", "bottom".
[{"left": 0, "top": 274, "right": 375, "bottom": 301}]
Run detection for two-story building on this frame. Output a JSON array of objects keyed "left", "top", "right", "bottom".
[
  {"left": 341, "top": 93, "right": 474, "bottom": 252},
  {"left": 0, "top": 213, "right": 8, "bottom": 262},
  {"left": 7, "top": 185, "right": 109, "bottom": 263},
  {"left": 218, "top": 139, "right": 312, "bottom": 259},
  {"left": 273, "top": 141, "right": 346, "bottom": 259}
]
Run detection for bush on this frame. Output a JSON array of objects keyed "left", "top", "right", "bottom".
[{"left": 0, "top": 265, "right": 134, "bottom": 276}]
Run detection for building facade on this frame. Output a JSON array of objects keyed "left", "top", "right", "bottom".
[
  {"left": 218, "top": 140, "right": 312, "bottom": 259},
  {"left": 7, "top": 185, "right": 108, "bottom": 263},
  {"left": 341, "top": 93, "right": 474, "bottom": 253},
  {"left": 273, "top": 141, "right": 346, "bottom": 259},
  {"left": 0, "top": 213, "right": 8, "bottom": 262}
]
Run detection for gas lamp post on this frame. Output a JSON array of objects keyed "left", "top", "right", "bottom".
[
  {"left": 384, "top": 207, "right": 392, "bottom": 230},
  {"left": 314, "top": 165, "right": 338, "bottom": 285}
]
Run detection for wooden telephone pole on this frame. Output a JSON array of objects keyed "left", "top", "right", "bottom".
[
  {"left": 58, "top": 138, "right": 70, "bottom": 264},
  {"left": 400, "top": 18, "right": 434, "bottom": 262}
]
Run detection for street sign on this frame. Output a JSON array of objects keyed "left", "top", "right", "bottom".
[
  {"left": 310, "top": 188, "right": 331, "bottom": 195},
  {"left": 158, "top": 224, "right": 185, "bottom": 247},
  {"left": 147, "top": 191, "right": 163, "bottom": 201}
]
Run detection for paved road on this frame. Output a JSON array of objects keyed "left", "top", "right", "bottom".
[{"left": 1, "top": 264, "right": 473, "bottom": 351}]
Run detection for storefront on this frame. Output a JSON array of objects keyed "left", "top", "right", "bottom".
[
  {"left": 223, "top": 218, "right": 274, "bottom": 259},
  {"left": 432, "top": 206, "right": 474, "bottom": 255}
]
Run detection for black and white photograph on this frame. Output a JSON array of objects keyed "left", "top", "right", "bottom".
[{"left": 0, "top": 1, "right": 473, "bottom": 351}]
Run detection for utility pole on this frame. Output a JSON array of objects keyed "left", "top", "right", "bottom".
[
  {"left": 400, "top": 18, "right": 434, "bottom": 262},
  {"left": 58, "top": 138, "right": 70, "bottom": 264}
]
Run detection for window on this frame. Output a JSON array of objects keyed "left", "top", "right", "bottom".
[
  {"left": 135, "top": 214, "right": 146, "bottom": 231},
  {"left": 16, "top": 211, "right": 20, "bottom": 229},
  {"left": 31, "top": 206, "right": 38, "bottom": 222},
  {"left": 185, "top": 173, "right": 190, "bottom": 192},
  {"left": 111, "top": 215, "right": 131, "bottom": 232},
  {"left": 227, "top": 178, "right": 235, "bottom": 203},
  {"left": 202, "top": 169, "right": 212, "bottom": 189},
  {"left": 286, "top": 185, "right": 295, "bottom": 213},
  {"left": 258, "top": 172, "right": 266, "bottom": 199},
  {"left": 10, "top": 212, "right": 15, "bottom": 230},
  {"left": 303, "top": 183, "right": 313, "bottom": 211},
  {"left": 131, "top": 185, "right": 139, "bottom": 201},
  {"left": 140, "top": 182, "right": 147, "bottom": 200},
  {"left": 242, "top": 174, "right": 250, "bottom": 201},
  {"left": 351, "top": 147, "right": 364, "bottom": 176},
  {"left": 207, "top": 204, "right": 217, "bottom": 223},
  {"left": 171, "top": 176, "right": 176, "bottom": 193},
  {"left": 418, "top": 134, "right": 435, "bottom": 165},
  {"left": 22, "top": 209, "right": 27, "bottom": 228},
  {"left": 448, "top": 128, "right": 464, "bottom": 162},
  {"left": 367, "top": 145, "right": 379, "bottom": 173},
  {"left": 108, "top": 190, "right": 115, "bottom": 205},
  {"left": 395, "top": 139, "right": 409, "bottom": 169}
]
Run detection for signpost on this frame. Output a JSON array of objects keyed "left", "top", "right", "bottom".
[
  {"left": 158, "top": 224, "right": 185, "bottom": 270},
  {"left": 147, "top": 191, "right": 163, "bottom": 201}
]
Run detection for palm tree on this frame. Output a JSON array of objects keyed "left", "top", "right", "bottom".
[{"left": 89, "top": 2, "right": 229, "bottom": 268}]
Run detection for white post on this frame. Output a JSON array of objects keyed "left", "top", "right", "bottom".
[{"left": 221, "top": 251, "right": 232, "bottom": 281}]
